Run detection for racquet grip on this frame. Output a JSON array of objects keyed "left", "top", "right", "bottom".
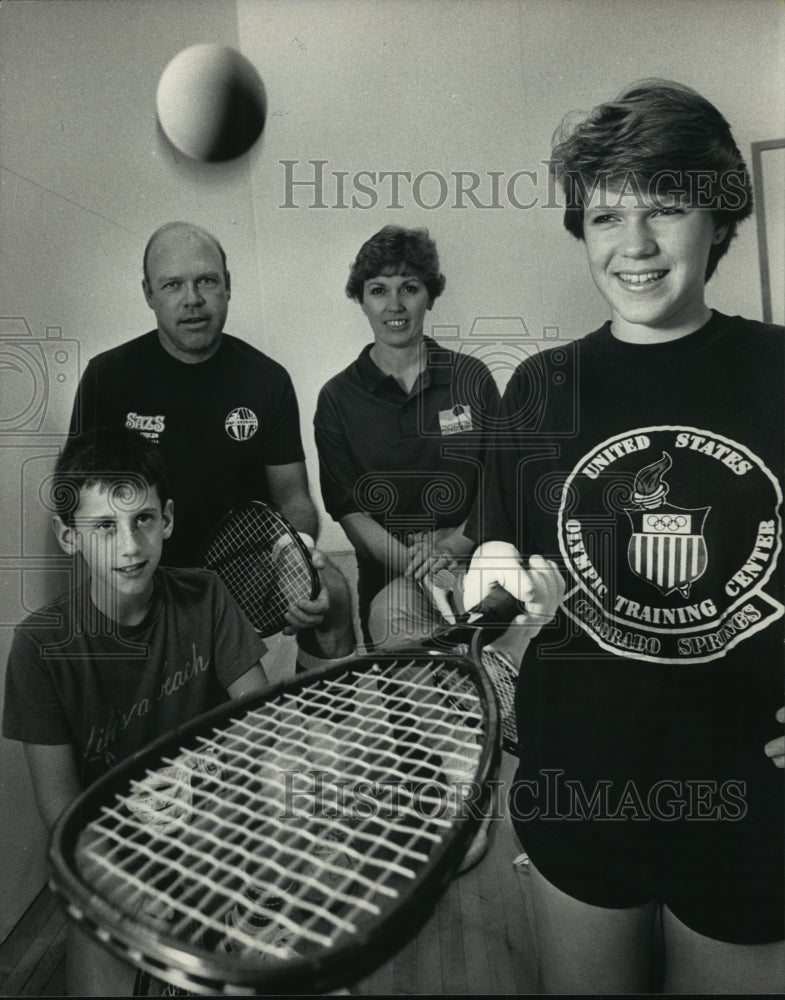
[{"left": 467, "top": 582, "right": 526, "bottom": 629}]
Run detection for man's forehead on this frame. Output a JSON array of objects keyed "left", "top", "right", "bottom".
[{"left": 147, "top": 226, "right": 222, "bottom": 271}]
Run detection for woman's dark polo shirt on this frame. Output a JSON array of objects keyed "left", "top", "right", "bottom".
[{"left": 314, "top": 337, "right": 501, "bottom": 617}]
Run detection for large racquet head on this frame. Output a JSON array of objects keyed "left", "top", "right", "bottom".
[
  {"left": 202, "top": 501, "right": 320, "bottom": 637},
  {"left": 48, "top": 653, "right": 500, "bottom": 996}
]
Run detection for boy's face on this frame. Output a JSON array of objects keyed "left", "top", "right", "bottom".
[
  {"left": 55, "top": 480, "right": 173, "bottom": 623},
  {"left": 582, "top": 187, "right": 728, "bottom": 342}
]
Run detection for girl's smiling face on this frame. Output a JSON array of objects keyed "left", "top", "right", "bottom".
[{"left": 582, "top": 188, "right": 728, "bottom": 342}]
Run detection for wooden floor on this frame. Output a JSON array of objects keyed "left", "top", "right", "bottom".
[
  {"left": 355, "top": 752, "right": 538, "bottom": 995},
  {"left": 0, "top": 754, "right": 539, "bottom": 997}
]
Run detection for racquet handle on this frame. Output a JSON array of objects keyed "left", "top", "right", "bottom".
[
  {"left": 427, "top": 582, "right": 525, "bottom": 654},
  {"left": 467, "top": 582, "right": 526, "bottom": 630}
]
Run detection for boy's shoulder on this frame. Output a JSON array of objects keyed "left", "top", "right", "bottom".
[
  {"left": 11, "top": 568, "right": 225, "bottom": 642},
  {"left": 720, "top": 313, "right": 785, "bottom": 356},
  {"left": 156, "top": 567, "right": 249, "bottom": 628},
  {"left": 12, "top": 589, "right": 75, "bottom": 639}
]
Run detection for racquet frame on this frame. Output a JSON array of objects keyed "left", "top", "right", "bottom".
[
  {"left": 419, "top": 597, "right": 521, "bottom": 755},
  {"left": 48, "top": 652, "right": 500, "bottom": 995}
]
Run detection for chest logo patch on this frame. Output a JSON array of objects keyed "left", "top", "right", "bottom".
[
  {"left": 225, "top": 407, "right": 258, "bottom": 441},
  {"left": 438, "top": 403, "right": 473, "bottom": 435},
  {"left": 557, "top": 426, "right": 783, "bottom": 664},
  {"left": 125, "top": 412, "right": 165, "bottom": 442},
  {"left": 625, "top": 452, "right": 710, "bottom": 599}
]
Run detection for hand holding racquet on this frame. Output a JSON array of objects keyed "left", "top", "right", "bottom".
[
  {"left": 202, "top": 501, "right": 321, "bottom": 638},
  {"left": 422, "top": 542, "right": 565, "bottom": 755},
  {"left": 420, "top": 575, "right": 523, "bottom": 756},
  {"left": 48, "top": 654, "right": 499, "bottom": 996}
]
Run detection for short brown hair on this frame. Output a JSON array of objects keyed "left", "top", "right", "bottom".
[
  {"left": 345, "top": 226, "right": 446, "bottom": 303},
  {"left": 549, "top": 79, "right": 753, "bottom": 279}
]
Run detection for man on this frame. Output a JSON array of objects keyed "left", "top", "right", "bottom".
[{"left": 70, "top": 221, "right": 319, "bottom": 569}]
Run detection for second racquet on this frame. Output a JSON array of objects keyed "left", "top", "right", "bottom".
[{"left": 202, "top": 500, "right": 320, "bottom": 637}]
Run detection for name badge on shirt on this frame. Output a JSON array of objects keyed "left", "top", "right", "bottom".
[{"left": 438, "top": 404, "right": 473, "bottom": 435}]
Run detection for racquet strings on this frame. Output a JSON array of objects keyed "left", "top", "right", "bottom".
[
  {"left": 424, "top": 576, "right": 522, "bottom": 754},
  {"left": 479, "top": 646, "right": 519, "bottom": 753},
  {"left": 75, "top": 657, "right": 488, "bottom": 970},
  {"left": 203, "top": 505, "right": 314, "bottom": 634},
  {"left": 427, "top": 610, "right": 520, "bottom": 755}
]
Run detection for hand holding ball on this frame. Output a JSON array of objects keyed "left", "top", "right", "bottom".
[
  {"left": 156, "top": 44, "right": 266, "bottom": 161},
  {"left": 463, "top": 542, "right": 566, "bottom": 668},
  {"left": 463, "top": 541, "right": 532, "bottom": 616},
  {"left": 463, "top": 542, "right": 566, "bottom": 627}
]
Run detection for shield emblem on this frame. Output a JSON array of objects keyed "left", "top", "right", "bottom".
[{"left": 626, "top": 504, "right": 710, "bottom": 598}]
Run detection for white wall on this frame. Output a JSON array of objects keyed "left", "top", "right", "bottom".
[
  {"left": 235, "top": 0, "right": 785, "bottom": 550},
  {"left": 1, "top": 0, "right": 783, "bottom": 940}
]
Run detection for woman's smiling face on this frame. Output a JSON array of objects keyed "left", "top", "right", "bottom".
[{"left": 361, "top": 271, "right": 432, "bottom": 349}]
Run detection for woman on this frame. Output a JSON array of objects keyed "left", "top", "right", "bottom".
[
  {"left": 468, "top": 80, "right": 784, "bottom": 992},
  {"left": 314, "top": 225, "right": 500, "bottom": 647}
]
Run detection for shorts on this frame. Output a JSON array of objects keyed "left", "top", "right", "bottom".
[
  {"left": 511, "top": 792, "right": 785, "bottom": 945},
  {"left": 512, "top": 637, "right": 785, "bottom": 946}
]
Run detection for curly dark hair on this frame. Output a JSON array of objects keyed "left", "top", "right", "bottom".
[
  {"left": 549, "top": 79, "right": 753, "bottom": 279},
  {"left": 345, "top": 225, "right": 446, "bottom": 303}
]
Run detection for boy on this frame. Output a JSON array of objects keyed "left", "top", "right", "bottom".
[{"left": 3, "top": 427, "right": 354, "bottom": 994}]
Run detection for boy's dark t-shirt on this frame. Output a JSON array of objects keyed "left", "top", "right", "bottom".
[{"left": 3, "top": 567, "right": 266, "bottom": 789}]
